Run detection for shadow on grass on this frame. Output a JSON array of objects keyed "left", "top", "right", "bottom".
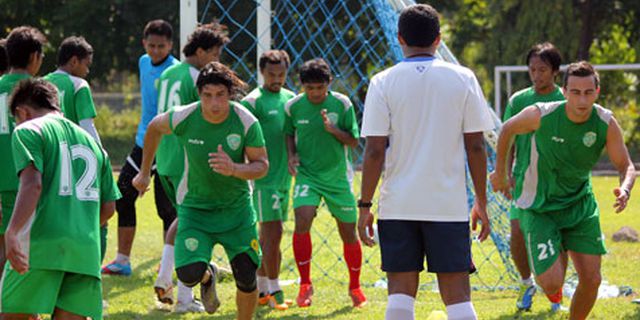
[
  {"left": 255, "top": 305, "right": 354, "bottom": 319},
  {"left": 103, "top": 258, "right": 160, "bottom": 300},
  {"left": 493, "top": 309, "right": 565, "bottom": 319}
]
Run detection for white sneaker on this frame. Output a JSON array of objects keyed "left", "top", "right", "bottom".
[{"left": 175, "top": 299, "right": 205, "bottom": 313}]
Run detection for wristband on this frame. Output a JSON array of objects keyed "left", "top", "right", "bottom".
[{"left": 357, "top": 200, "right": 373, "bottom": 208}]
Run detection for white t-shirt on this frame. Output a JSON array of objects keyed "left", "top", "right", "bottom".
[{"left": 361, "top": 57, "right": 494, "bottom": 222}]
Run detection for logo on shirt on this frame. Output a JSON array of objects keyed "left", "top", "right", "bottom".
[
  {"left": 297, "top": 119, "right": 309, "bottom": 124},
  {"left": 583, "top": 131, "right": 597, "bottom": 147},
  {"left": 416, "top": 65, "right": 426, "bottom": 73},
  {"left": 251, "top": 239, "right": 260, "bottom": 253},
  {"left": 188, "top": 138, "right": 204, "bottom": 145},
  {"left": 551, "top": 136, "right": 565, "bottom": 143},
  {"left": 268, "top": 110, "right": 278, "bottom": 115},
  {"left": 226, "top": 134, "right": 241, "bottom": 151},
  {"left": 185, "top": 238, "right": 199, "bottom": 252},
  {"left": 327, "top": 112, "right": 339, "bottom": 125}
]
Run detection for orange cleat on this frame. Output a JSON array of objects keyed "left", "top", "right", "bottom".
[{"left": 258, "top": 292, "right": 271, "bottom": 306}]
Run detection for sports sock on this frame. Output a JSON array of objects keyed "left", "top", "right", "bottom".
[
  {"left": 115, "top": 252, "right": 130, "bottom": 265},
  {"left": 385, "top": 294, "right": 415, "bottom": 320},
  {"left": 521, "top": 277, "right": 534, "bottom": 286},
  {"left": 293, "top": 232, "right": 312, "bottom": 285},
  {"left": 156, "top": 244, "right": 174, "bottom": 285},
  {"left": 547, "top": 287, "right": 563, "bottom": 303},
  {"left": 257, "top": 275, "right": 268, "bottom": 295},
  {"left": 446, "top": 301, "right": 477, "bottom": 320},
  {"left": 343, "top": 242, "right": 362, "bottom": 290},
  {"left": 177, "top": 281, "right": 194, "bottom": 304},
  {"left": 268, "top": 278, "right": 281, "bottom": 293}
]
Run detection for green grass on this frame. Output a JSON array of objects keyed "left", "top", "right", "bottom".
[{"left": 101, "top": 176, "right": 640, "bottom": 319}]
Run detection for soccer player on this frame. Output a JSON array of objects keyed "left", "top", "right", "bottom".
[
  {"left": 132, "top": 61, "right": 267, "bottom": 319},
  {"left": 491, "top": 61, "right": 635, "bottom": 320},
  {"left": 358, "top": 4, "right": 494, "bottom": 320},
  {"left": 285, "top": 58, "right": 366, "bottom": 308},
  {"left": 0, "top": 26, "right": 46, "bottom": 277},
  {"left": 1, "top": 78, "right": 120, "bottom": 319},
  {"left": 240, "top": 50, "right": 295, "bottom": 310},
  {"left": 502, "top": 42, "right": 567, "bottom": 311}
]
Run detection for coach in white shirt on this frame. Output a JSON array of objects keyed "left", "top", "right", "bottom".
[{"left": 358, "top": 4, "right": 495, "bottom": 320}]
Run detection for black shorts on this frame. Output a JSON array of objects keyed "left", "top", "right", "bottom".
[{"left": 378, "top": 220, "right": 475, "bottom": 274}]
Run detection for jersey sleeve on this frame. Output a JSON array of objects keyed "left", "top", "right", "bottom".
[
  {"left": 99, "top": 150, "right": 122, "bottom": 202},
  {"left": 361, "top": 76, "right": 390, "bottom": 137},
  {"left": 462, "top": 73, "right": 494, "bottom": 133},
  {"left": 11, "top": 128, "right": 44, "bottom": 175},
  {"left": 245, "top": 121, "right": 266, "bottom": 148},
  {"left": 341, "top": 103, "right": 360, "bottom": 139},
  {"left": 74, "top": 86, "right": 98, "bottom": 121},
  {"left": 284, "top": 103, "right": 295, "bottom": 136}
]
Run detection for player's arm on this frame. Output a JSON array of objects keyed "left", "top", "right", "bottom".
[
  {"left": 321, "top": 109, "right": 358, "bottom": 147},
  {"left": 208, "top": 145, "right": 269, "bottom": 180},
  {"left": 606, "top": 116, "right": 635, "bottom": 213},
  {"left": 5, "top": 164, "right": 42, "bottom": 274},
  {"left": 132, "top": 112, "right": 171, "bottom": 195},
  {"left": 491, "top": 106, "right": 542, "bottom": 197},
  {"left": 358, "top": 136, "right": 387, "bottom": 246},
  {"left": 465, "top": 132, "right": 491, "bottom": 241},
  {"left": 100, "top": 201, "right": 116, "bottom": 225},
  {"left": 286, "top": 134, "right": 299, "bottom": 176}
]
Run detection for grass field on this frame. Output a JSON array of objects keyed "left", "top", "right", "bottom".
[{"left": 100, "top": 176, "right": 640, "bottom": 319}]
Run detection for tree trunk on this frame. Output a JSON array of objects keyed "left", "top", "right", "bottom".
[{"left": 576, "top": 0, "right": 595, "bottom": 60}]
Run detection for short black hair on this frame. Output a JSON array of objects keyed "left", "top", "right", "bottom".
[
  {"left": 143, "top": 19, "right": 173, "bottom": 40},
  {"left": 526, "top": 42, "right": 562, "bottom": 72},
  {"left": 183, "top": 21, "right": 230, "bottom": 57},
  {"left": 10, "top": 78, "right": 61, "bottom": 116},
  {"left": 0, "top": 39, "right": 8, "bottom": 74},
  {"left": 259, "top": 50, "right": 290, "bottom": 71},
  {"left": 196, "top": 61, "right": 247, "bottom": 97},
  {"left": 563, "top": 61, "right": 600, "bottom": 88},
  {"left": 57, "top": 36, "right": 93, "bottom": 66},
  {"left": 299, "top": 58, "right": 332, "bottom": 84},
  {"left": 6, "top": 26, "right": 47, "bottom": 69},
  {"left": 398, "top": 4, "right": 440, "bottom": 47}
]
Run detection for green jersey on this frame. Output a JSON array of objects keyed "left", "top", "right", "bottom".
[
  {"left": 0, "top": 73, "right": 31, "bottom": 192},
  {"left": 241, "top": 87, "right": 295, "bottom": 189},
  {"left": 504, "top": 86, "right": 565, "bottom": 200},
  {"left": 11, "top": 114, "right": 121, "bottom": 278},
  {"left": 44, "top": 70, "right": 97, "bottom": 124},
  {"left": 284, "top": 91, "right": 359, "bottom": 191},
  {"left": 156, "top": 62, "right": 199, "bottom": 177},
  {"left": 516, "top": 101, "right": 610, "bottom": 212},
  {"left": 169, "top": 102, "right": 265, "bottom": 231}
]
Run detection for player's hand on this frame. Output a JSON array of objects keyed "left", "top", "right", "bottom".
[
  {"left": 613, "top": 187, "right": 630, "bottom": 213},
  {"left": 489, "top": 171, "right": 512, "bottom": 200},
  {"left": 288, "top": 154, "right": 299, "bottom": 176},
  {"left": 471, "top": 200, "right": 491, "bottom": 242},
  {"left": 132, "top": 173, "right": 151, "bottom": 197},
  {"left": 5, "top": 231, "right": 28, "bottom": 274},
  {"left": 209, "top": 145, "right": 236, "bottom": 176},
  {"left": 321, "top": 109, "right": 337, "bottom": 134},
  {"left": 358, "top": 208, "right": 376, "bottom": 247}
]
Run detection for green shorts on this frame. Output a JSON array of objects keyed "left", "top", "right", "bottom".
[
  {"left": 175, "top": 206, "right": 261, "bottom": 269},
  {"left": 0, "top": 191, "right": 17, "bottom": 235},
  {"left": 292, "top": 178, "right": 356, "bottom": 223},
  {"left": 509, "top": 205, "right": 522, "bottom": 220},
  {"left": 158, "top": 174, "right": 178, "bottom": 207},
  {"left": 0, "top": 268, "right": 102, "bottom": 319},
  {"left": 253, "top": 188, "right": 290, "bottom": 222},
  {"left": 520, "top": 194, "right": 606, "bottom": 275}
]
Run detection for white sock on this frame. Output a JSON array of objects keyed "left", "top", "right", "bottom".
[
  {"left": 521, "top": 277, "right": 534, "bottom": 286},
  {"left": 115, "top": 253, "right": 129, "bottom": 265},
  {"left": 446, "top": 301, "right": 477, "bottom": 320},
  {"left": 156, "top": 245, "right": 174, "bottom": 285},
  {"left": 385, "top": 294, "right": 415, "bottom": 320},
  {"left": 177, "top": 281, "right": 194, "bottom": 304},
  {"left": 257, "top": 275, "right": 268, "bottom": 294},
  {"left": 268, "top": 278, "right": 281, "bottom": 293}
]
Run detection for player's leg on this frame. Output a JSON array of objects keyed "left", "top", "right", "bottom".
[
  {"left": 568, "top": 252, "right": 601, "bottom": 319},
  {"left": 509, "top": 207, "right": 536, "bottom": 310},
  {"left": 153, "top": 174, "right": 178, "bottom": 305}
]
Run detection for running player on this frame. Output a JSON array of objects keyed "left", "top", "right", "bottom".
[
  {"left": 285, "top": 58, "right": 366, "bottom": 308},
  {"left": 491, "top": 61, "right": 636, "bottom": 320},
  {"left": 132, "top": 61, "right": 267, "bottom": 319},
  {"left": 0, "top": 26, "right": 47, "bottom": 277},
  {"left": 502, "top": 42, "right": 566, "bottom": 311},
  {"left": 1, "top": 78, "right": 120, "bottom": 319},
  {"left": 240, "top": 50, "right": 295, "bottom": 310}
]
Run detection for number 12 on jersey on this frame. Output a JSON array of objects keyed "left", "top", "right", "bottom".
[{"left": 58, "top": 142, "right": 99, "bottom": 201}]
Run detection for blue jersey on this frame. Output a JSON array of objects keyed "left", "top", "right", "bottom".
[{"left": 135, "top": 54, "right": 179, "bottom": 147}]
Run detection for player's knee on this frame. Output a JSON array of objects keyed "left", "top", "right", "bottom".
[
  {"left": 579, "top": 271, "right": 601, "bottom": 289},
  {"left": 176, "top": 262, "right": 208, "bottom": 287},
  {"left": 231, "top": 253, "right": 258, "bottom": 293},
  {"left": 116, "top": 201, "right": 136, "bottom": 227}
]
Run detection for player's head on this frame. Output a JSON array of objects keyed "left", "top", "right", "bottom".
[
  {"left": 183, "top": 21, "right": 230, "bottom": 69},
  {"left": 397, "top": 4, "right": 440, "bottom": 50},
  {"left": 142, "top": 19, "right": 174, "bottom": 64},
  {"left": 299, "top": 58, "right": 332, "bottom": 104},
  {"left": 196, "top": 61, "right": 247, "bottom": 115},
  {"left": 526, "top": 42, "right": 562, "bottom": 93},
  {"left": 10, "top": 78, "right": 61, "bottom": 124},
  {"left": 259, "top": 50, "right": 290, "bottom": 93},
  {"left": 6, "top": 26, "right": 47, "bottom": 76},
  {"left": 0, "top": 39, "right": 7, "bottom": 76},
  {"left": 57, "top": 36, "right": 93, "bottom": 78},
  {"left": 562, "top": 61, "right": 599, "bottom": 119}
]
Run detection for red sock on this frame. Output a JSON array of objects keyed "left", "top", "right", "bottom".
[
  {"left": 343, "top": 242, "right": 362, "bottom": 290},
  {"left": 547, "top": 287, "right": 563, "bottom": 303},
  {"left": 293, "top": 232, "right": 312, "bottom": 285}
]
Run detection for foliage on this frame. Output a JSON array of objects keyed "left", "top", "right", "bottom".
[{"left": 95, "top": 105, "right": 139, "bottom": 166}]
